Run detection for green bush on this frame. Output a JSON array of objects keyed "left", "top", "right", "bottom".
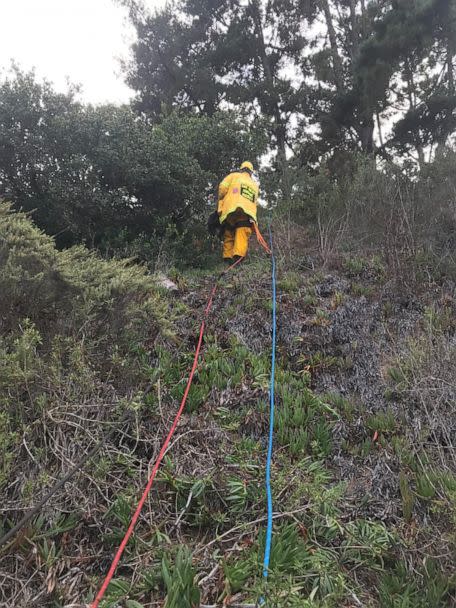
[
  {"left": 0, "top": 202, "right": 171, "bottom": 493},
  {"left": 0, "top": 201, "right": 170, "bottom": 339}
]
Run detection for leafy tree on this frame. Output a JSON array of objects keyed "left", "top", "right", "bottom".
[
  {"left": 305, "top": 0, "right": 391, "bottom": 156},
  {"left": 122, "top": 0, "right": 315, "bottom": 199},
  {"left": 0, "top": 69, "right": 265, "bottom": 250},
  {"left": 0, "top": 69, "right": 81, "bottom": 240},
  {"left": 123, "top": 0, "right": 456, "bottom": 177},
  {"left": 288, "top": 0, "right": 456, "bottom": 172},
  {"left": 356, "top": 0, "right": 456, "bottom": 164}
]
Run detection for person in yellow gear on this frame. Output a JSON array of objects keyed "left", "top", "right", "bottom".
[{"left": 217, "top": 161, "right": 259, "bottom": 262}]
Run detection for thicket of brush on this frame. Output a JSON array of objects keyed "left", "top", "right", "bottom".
[
  {"left": 278, "top": 149, "right": 456, "bottom": 282},
  {"left": 0, "top": 201, "right": 176, "bottom": 605},
  {"left": 1, "top": 186, "right": 456, "bottom": 606}
]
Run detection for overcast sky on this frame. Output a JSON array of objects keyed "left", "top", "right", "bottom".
[{"left": 1, "top": 0, "right": 167, "bottom": 104}]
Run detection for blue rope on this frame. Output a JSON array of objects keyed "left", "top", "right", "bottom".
[{"left": 262, "top": 223, "right": 277, "bottom": 587}]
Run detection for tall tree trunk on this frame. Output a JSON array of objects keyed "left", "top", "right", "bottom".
[
  {"left": 448, "top": 43, "right": 455, "bottom": 96},
  {"left": 359, "top": 118, "right": 374, "bottom": 154},
  {"left": 349, "top": 0, "right": 374, "bottom": 153},
  {"left": 249, "top": 0, "right": 290, "bottom": 199},
  {"left": 404, "top": 58, "right": 425, "bottom": 167},
  {"left": 360, "top": 0, "right": 367, "bottom": 37},
  {"left": 445, "top": 39, "right": 455, "bottom": 147},
  {"left": 444, "top": 2, "right": 455, "bottom": 96},
  {"left": 319, "top": 0, "right": 344, "bottom": 91},
  {"left": 348, "top": 0, "right": 359, "bottom": 56},
  {"left": 376, "top": 112, "right": 384, "bottom": 148}
]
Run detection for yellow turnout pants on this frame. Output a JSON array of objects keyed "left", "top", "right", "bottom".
[
  {"left": 223, "top": 226, "right": 252, "bottom": 259},
  {"left": 222, "top": 210, "right": 252, "bottom": 259}
]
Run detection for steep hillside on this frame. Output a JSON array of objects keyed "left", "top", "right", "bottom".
[{"left": 1, "top": 205, "right": 455, "bottom": 607}]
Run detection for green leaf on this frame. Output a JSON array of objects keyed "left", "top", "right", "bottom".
[{"left": 106, "top": 578, "right": 130, "bottom": 595}]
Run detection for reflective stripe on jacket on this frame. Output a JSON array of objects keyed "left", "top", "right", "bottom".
[{"left": 217, "top": 171, "right": 259, "bottom": 224}]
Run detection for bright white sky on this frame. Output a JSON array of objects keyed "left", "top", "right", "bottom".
[{"left": 1, "top": 0, "right": 167, "bottom": 104}]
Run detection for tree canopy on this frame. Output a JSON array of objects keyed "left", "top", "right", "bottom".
[
  {"left": 0, "top": 0, "right": 455, "bottom": 257},
  {"left": 0, "top": 69, "right": 266, "bottom": 250}
]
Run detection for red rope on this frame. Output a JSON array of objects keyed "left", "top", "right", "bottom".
[
  {"left": 91, "top": 257, "right": 243, "bottom": 608},
  {"left": 252, "top": 223, "right": 272, "bottom": 254}
]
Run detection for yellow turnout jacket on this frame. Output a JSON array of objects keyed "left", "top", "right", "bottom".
[{"left": 217, "top": 171, "right": 259, "bottom": 224}]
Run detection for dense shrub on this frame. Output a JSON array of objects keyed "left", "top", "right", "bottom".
[
  {"left": 0, "top": 70, "right": 266, "bottom": 255},
  {"left": 0, "top": 201, "right": 169, "bottom": 336},
  {"left": 288, "top": 150, "right": 456, "bottom": 278},
  {"left": 0, "top": 202, "right": 171, "bottom": 491}
]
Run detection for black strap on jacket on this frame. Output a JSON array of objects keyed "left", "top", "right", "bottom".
[
  {"left": 207, "top": 210, "right": 221, "bottom": 236},
  {"left": 223, "top": 218, "right": 253, "bottom": 232}
]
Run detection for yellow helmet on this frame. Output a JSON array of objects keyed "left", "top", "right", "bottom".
[{"left": 240, "top": 161, "right": 254, "bottom": 173}]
